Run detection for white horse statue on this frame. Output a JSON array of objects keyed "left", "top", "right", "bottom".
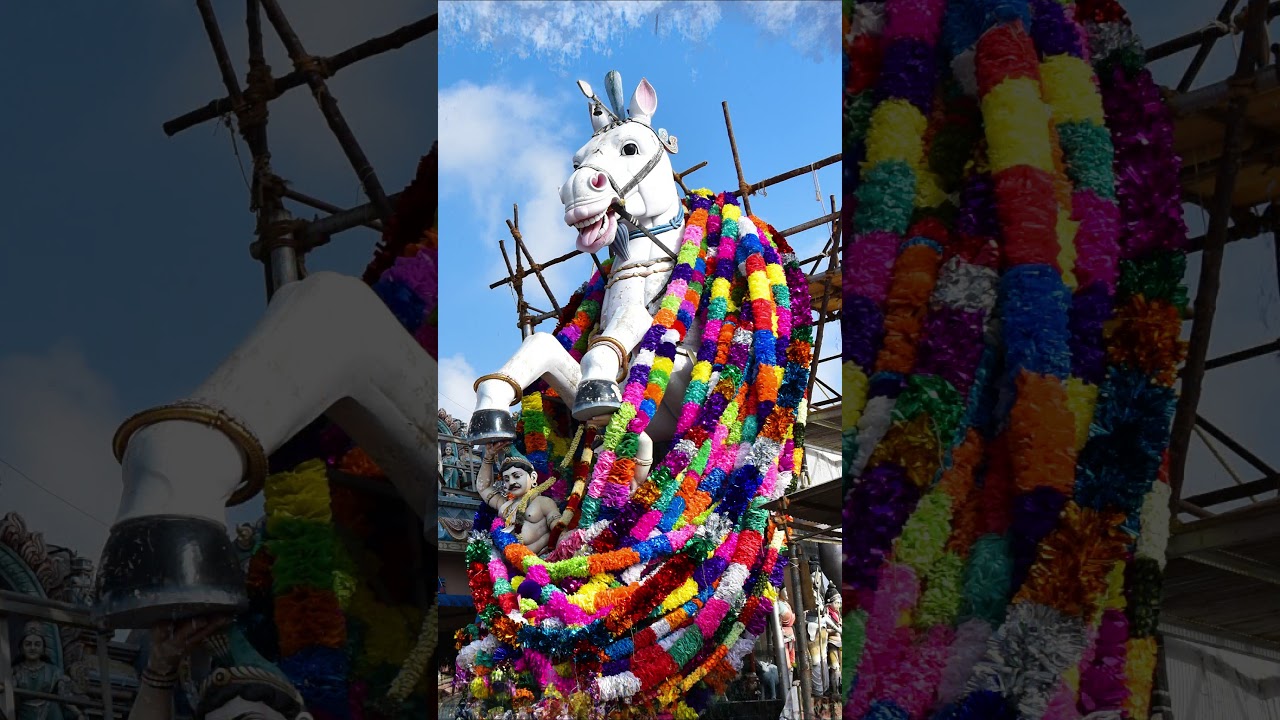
[{"left": 469, "top": 72, "right": 694, "bottom": 445}]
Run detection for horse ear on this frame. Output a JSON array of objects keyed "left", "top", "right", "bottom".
[
  {"left": 628, "top": 78, "right": 657, "bottom": 125},
  {"left": 589, "top": 100, "right": 610, "bottom": 133}
]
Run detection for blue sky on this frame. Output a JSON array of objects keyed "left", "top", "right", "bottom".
[
  {"left": 437, "top": 0, "right": 843, "bottom": 427},
  {"left": 0, "top": 0, "right": 435, "bottom": 561}
]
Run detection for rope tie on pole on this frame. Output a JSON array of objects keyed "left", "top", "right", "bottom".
[
  {"left": 293, "top": 53, "right": 331, "bottom": 80},
  {"left": 237, "top": 64, "right": 272, "bottom": 131}
]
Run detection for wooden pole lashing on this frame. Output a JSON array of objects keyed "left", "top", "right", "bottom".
[
  {"left": 258, "top": 0, "right": 395, "bottom": 224},
  {"left": 507, "top": 204, "right": 564, "bottom": 318},
  {"left": 164, "top": 14, "right": 438, "bottom": 136}
]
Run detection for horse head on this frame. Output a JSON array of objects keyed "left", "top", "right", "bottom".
[{"left": 560, "top": 73, "right": 681, "bottom": 255}]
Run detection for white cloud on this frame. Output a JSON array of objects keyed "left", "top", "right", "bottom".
[
  {"left": 740, "top": 1, "right": 840, "bottom": 62},
  {"left": 439, "top": 0, "right": 835, "bottom": 64},
  {"left": 439, "top": 81, "right": 587, "bottom": 295},
  {"left": 439, "top": 352, "right": 479, "bottom": 422},
  {"left": 0, "top": 344, "right": 123, "bottom": 562}
]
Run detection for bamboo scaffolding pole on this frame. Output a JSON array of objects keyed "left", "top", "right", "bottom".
[
  {"left": 284, "top": 187, "right": 383, "bottom": 231},
  {"left": 1202, "top": 337, "right": 1280, "bottom": 369},
  {"left": 1194, "top": 425, "right": 1258, "bottom": 503},
  {"left": 779, "top": 211, "right": 841, "bottom": 241},
  {"left": 807, "top": 196, "right": 839, "bottom": 403},
  {"left": 1183, "top": 474, "right": 1278, "bottom": 509},
  {"left": 507, "top": 205, "right": 563, "bottom": 318},
  {"left": 1168, "top": 0, "right": 1272, "bottom": 509},
  {"left": 194, "top": 0, "right": 273, "bottom": 192},
  {"left": 1178, "top": 0, "right": 1243, "bottom": 92},
  {"left": 1180, "top": 120, "right": 1280, "bottom": 178},
  {"left": 748, "top": 154, "right": 841, "bottom": 195},
  {"left": 1194, "top": 415, "right": 1278, "bottom": 482},
  {"left": 673, "top": 160, "right": 708, "bottom": 196},
  {"left": 244, "top": 0, "right": 273, "bottom": 212},
  {"left": 811, "top": 375, "right": 840, "bottom": 401},
  {"left": 258, "top": 0, "right": 395, "bottom": 223},
  {"left": 721, "top": 102, "right": 753, "bottom": 217},
  {"left": 511, "top": 222, "right": 532, "bottom": 339},
  {"left": 802, "top": 236, "right": 837, "bottom": 274},
  {"left": 1178, "top": 499, "right": 1217, "bottom": 519},
  {"left": 790, "top": 544, "right": 815, "bottom": 720},
  {"left": 164, "top": 14, "right": 437, "bottom": 136},
  {"left": 194, "top": 0, "right": 289, "bottom": 299},
  {"left": 1186, "top": 204, "right": 1280, "bottom": 252},
  {"left": 299, "top": 192, "right": 400, "bottom": 238},
  {"left": 490, "top": 247, "right": 582, "bottom": 289}
]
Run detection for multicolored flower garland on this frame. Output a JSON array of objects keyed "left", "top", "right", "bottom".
[
  {"left": 841, "top": 1, "right": 1188, "bottom": 718},
  {"left": 1076, "top": 2, "right": 1187, "bottom": 717},
  {"left": 252, "top": 150, "right": 439, "bottom": 720},
  {"left": 458, "top": 190, "right": 813, "bottom": 717},
  {"left": 264, "top": 460, "right": 351, "bottom": 719}
]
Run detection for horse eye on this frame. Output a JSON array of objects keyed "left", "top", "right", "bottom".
[{"left": 622, "top": 143, "right": 639, "bottom": 156}]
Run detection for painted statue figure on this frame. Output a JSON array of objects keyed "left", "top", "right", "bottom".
[
  {"left": 470, "top": 71, "right": 696, "bottom": 446},
  {"left": 475, "top": 442, "right": 561, "bottom": 555},
  {"left": 13, "top": 622, "right": 84, "bottom": 720}
]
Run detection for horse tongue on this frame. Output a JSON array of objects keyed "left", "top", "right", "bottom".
[{"left": 576, "top": 212, "right": 617, "bottom": 253}]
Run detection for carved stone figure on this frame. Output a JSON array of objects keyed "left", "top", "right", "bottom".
[
  {"left": 13, "top": 622, "right": 84, "bottom": 720},
  {"left": 232, "top": 524, "right": 256, "bottom": 573}
]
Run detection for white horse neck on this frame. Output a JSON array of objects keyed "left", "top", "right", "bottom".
[
  {"left": 615, "top": 192, "right": 685, "bottom": 268},
  {"left": 600, "top": 205, "right": 685, "bottom": 327}
]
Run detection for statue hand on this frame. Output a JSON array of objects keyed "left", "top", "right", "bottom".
[
  {"left": 148, "top": 615, "right": 232, "bottom": 673},
  {"left": 483, "top": 441, "right": 512, "bottom": 463}
]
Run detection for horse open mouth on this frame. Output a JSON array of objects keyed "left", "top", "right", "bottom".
[{"left": 566, "top": 200, "right": 619, "bottom": 253}]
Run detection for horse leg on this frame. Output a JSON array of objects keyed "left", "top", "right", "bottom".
[
  {"left": 573, "top": 295, "right": 654, "bottom": 420},
  {"left": 469, "top": 332, "right": 581, "bottom": 443},
  {"left": 633, "top": 431, "right": 653, "bottom": 491}
]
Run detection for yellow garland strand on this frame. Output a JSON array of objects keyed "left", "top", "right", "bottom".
[{"left": 385, "top": 602, "right": 439, "bottom": 703}]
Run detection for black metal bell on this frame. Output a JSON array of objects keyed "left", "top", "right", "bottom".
[
  {"left": 468, "top": 408, "right": 517, "bottom": 444},
  {"left": 572, "top": 378, "right": 622, "bottom": 421},
  {"left": 94, "top": 515, "right": 248, "bottom": 628}
]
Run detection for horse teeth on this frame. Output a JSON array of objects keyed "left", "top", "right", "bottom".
[{"left": 573, "top": 210, "right": 606, "bottom": 229}]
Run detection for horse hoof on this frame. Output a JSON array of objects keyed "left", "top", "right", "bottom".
[
  {"left": 469, "top": 409, "right": 517, "bottom": 444},
  {"left": 572, "top": 379, "right": 622, "bottom": 420}
]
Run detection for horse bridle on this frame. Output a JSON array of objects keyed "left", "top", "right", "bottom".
[
  {"left": 575, "top": 118, "right": 672, "bottom": 210},
  {"left": 575, "top": 117, "right": 685, "bottom": 265}
]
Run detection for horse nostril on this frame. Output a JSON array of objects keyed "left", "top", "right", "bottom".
[{"left": 590, "top": 172, "right": 606, "bottom": 190}]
